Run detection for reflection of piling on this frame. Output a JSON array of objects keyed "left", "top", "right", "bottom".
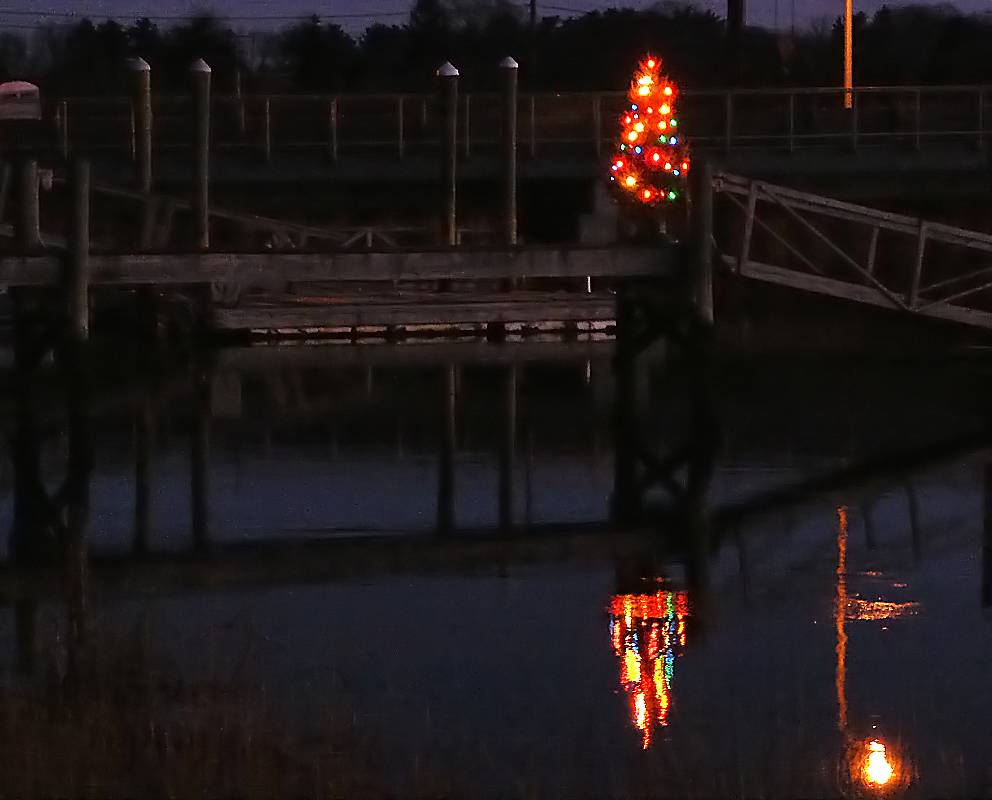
[
  {"left": 690, "top": 161, "right": 715, "bottom": 326},
  {"left": 191, "top": 364, "right": 211, "bottom": 551},
  {"left": 612, "top": 292, "right": 641, "bottom": 525},
  {"left": 14, "top": 600, "right": 36, "bottom": 676},
  {"left": 905, "top": 480, "right": 921, "bottom": 560},
  {"left": 862, "top": 502, "right": 876, "bottom": 550},
  {"left": 191, "top": 59, "right": 211, "bottom": 250},
  {"left": 438, "top": 62, "right": 459, "bottom": 248},
  {"left": 438, "top": 364, "right": 457, "bottom": 535},
  {"left": 499, "top": 366, "right": 518, "bottom": 532},
  {"left": 134, "top": 393, "right": 153, "bottom": 555},
  {"left": 129, "top": 58, "right": 153, "bottom": 193},
  {"left": 685, "top": 308, "right": 719, "bottom": 631},
  {"left": 984, "top": 463, "right": 992, "bottom": 608}
]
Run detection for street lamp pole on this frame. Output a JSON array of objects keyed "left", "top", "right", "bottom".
[{"left": 844, "top": 0, "right": 853, "bottom": 109}]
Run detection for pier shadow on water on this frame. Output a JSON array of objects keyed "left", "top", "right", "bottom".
[{"left": 0, "top": 339, "right": 991, "bottom": 797}]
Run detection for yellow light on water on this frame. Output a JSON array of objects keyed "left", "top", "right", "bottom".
[{"left": 862, "top": 740, "right": 894, "bottom": 787}]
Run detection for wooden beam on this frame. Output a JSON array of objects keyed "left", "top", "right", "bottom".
[
  {"left": 212, "top": 294, "right": 617, "bottom": 330},
  {"left": 0, "top": 246, "right": 669, "bottom": 287}
]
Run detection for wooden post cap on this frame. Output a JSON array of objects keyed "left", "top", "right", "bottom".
[
  {"left": 129, "top": 57, "right": 151, "bottom": 72},
  {"left": 190, "top": 58, "right": 212, "bottom": 74},
  {"left": 499, "top": 57, "right": 519, "bottom": 69},
  {"left": 437, "top": 62, "right": 460, "bottom": 77}
]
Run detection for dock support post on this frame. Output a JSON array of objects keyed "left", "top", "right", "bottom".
[
  {"left": 438, "top": 62, "right": 459, "bottom": 247},
  {"left": 500, "top": 57, "right": 519, "bottom": 247},
  {"left": 130, "top": 58, "right": 153, "bottom": 193},
  {"left": 191, "top": 59, "right": 212, "bottom": 250},
  {"left": 67, "top": 158, "right": 90, "bottom": 342},
  {"left": 438, "top": 364, "right": 457, "bottom": 535},
  {"left": 15, "top": 601, "right": 36, "bottom": 675},
  {"left": 16, "top": 159, "right": 40, "bottom": 253},
  {"left": 191, "top": 362, "right": 211, "bottom": 552},
  {"left": 499, "top": 366, "right": 518, "bottom": 532},
  {"left": 691, "top": 161, "right": 715, "bottom": 326},
  {"left": 234, "top": 69, "right": 247, "bottom": 138}
]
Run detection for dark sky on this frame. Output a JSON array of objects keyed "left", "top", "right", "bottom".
[{"left": 2, "top": 1, "right": 987, "bottom": 32}]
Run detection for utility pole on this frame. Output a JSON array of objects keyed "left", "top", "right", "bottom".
[
  {"left": 529, "top": 0, "right": 537, "bottom": 79},
  {"left": 727, "top": 0, "right": 745, "bottom": 37}
]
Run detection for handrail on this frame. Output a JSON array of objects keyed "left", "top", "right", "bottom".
[{"left": 49, "top": 84, "right": 992, "bottom": 104}]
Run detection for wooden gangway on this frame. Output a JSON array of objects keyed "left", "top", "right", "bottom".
[{"left": 713, "top": 171, "right": 992, "bottom": 330}]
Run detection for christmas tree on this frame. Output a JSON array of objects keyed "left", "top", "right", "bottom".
[{"left": 609, "top": 56, "right": 690, "bottom": 207}]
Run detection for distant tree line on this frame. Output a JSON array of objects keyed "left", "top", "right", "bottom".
[{"left": 1, "top": 1, "right": 990, "bottom": 95}]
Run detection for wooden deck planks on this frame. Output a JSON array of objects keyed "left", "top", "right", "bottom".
[
  {"left": 212, "top": 292, "right": 618, "bottom": 330},
  {"left": 0, "top": 246, "right": 671, "bottom": 288}
]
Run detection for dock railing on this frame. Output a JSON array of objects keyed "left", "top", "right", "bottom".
[{"left": 33, "top": 84, "right": 992, "bottom": 162}]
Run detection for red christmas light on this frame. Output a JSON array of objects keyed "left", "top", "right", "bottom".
[{"left": 610, "top": 55, "right": 690, "bottom": 207}]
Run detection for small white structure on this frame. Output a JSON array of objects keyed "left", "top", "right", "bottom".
[{"left": 0, "top": 81, "right": 41, "bottom": 121}]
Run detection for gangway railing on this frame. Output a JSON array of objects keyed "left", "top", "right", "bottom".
[{"left": 713, "top": 171, "right": 992, "bottom": 329}]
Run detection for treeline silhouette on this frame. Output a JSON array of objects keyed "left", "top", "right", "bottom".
[{"left": 2, "top": 1, "right": 991, "bottom": 95}]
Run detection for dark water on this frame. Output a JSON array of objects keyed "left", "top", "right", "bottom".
[{"left": 0, "top": 340, "right": 991, "bottom": 798}]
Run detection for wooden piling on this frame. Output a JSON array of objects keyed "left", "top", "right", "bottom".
[
  {"left": 130, "top": 58, "right": 153, "bottom": 193},
  {"left": 16, "top": 159, "right": 40, "bottom": 253},
  {"left": 438, "top": 363, "right": 456, "bottom": 535},
  {"left": 234, "top": 69, "right": 247, "bottom": 138},
  {"left": 263, "top": 97, "right": 272, "bottom": 163},
  {"left": 498, "top": 366, "right": 517, "bottom": 532},
  {"left": 437, "top": 62, "right": 459, "bottom": 247},
  {"left": 191, "top": 59, "right": 211, "bottom": 250},
  {"left": 58, "top": 100, "right": 69, "bottom": 160},
  {"left": 67, "top": 158, "right": 90, "bottom": 341},
  {"left": 691, "top": 161, "right": 715, "bottom": 325},
  {"left": 500, "top": 57, "right": 519, "bottom": 247}
]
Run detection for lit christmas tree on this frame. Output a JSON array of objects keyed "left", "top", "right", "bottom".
[{"left": 609, "top": 56, "right": 690, "bottom": 207}]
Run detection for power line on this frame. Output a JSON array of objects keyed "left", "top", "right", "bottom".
[{"left": 0, "top": 9, "right": 411, "bottom": 22}]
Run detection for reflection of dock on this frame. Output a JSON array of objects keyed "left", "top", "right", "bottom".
[
  {"left": 0, "top": 525, "right": 654, "bottom": 600},
  {"left": 216, "top": 339, "right": 627, "bottom": 370}
]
